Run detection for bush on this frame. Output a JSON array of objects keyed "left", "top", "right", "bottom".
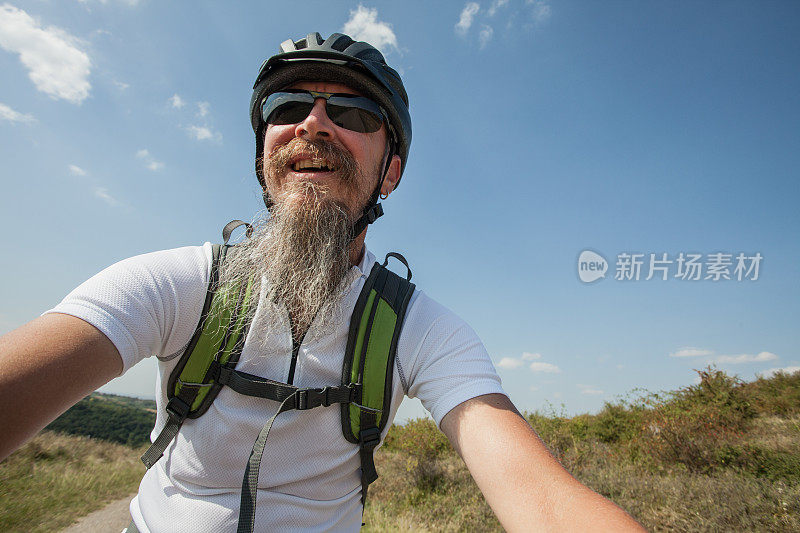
[
  {"left": 634, "top": 368, "right": 754, "bottom": 472},
  {"left": 382, "top": 418, "right": 453, "bottom": 491},
  {"left": 744, "top": 370, "right": 800, "bottom": 417},
  {"left": 591, "top": 401, "right": 645, "bottom": 444}
]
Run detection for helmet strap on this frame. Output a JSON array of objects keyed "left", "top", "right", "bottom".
[{"left": 349, "top": 137, "right": 393, "bottom": 241}]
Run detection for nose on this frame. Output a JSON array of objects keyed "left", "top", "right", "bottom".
[{"left": 294, "top": 98, "right": 335, "bottom": 140}]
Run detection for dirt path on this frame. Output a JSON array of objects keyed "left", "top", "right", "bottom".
[{"left": 60, "top": 494, "right": 134, "bottom": 533}]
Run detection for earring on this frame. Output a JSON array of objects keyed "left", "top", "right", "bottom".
[{"left": 380, "top": 192, "right": 388, "bottom": 200}]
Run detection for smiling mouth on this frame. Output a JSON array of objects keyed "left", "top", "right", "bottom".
[{"left": 290, "top": 158, "right": 337, "bottom": 173}]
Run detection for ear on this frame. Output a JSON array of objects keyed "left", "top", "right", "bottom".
[{"left": 380, "top": 155, "right": 402, "bottom": 197}]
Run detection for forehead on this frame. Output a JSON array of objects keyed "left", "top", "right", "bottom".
[{"left": 284, "top": 80, "right": 363, "bottom": 97}]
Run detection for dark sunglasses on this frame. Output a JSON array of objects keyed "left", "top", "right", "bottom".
[{"left": 261, "top": 90, "right": 385, "bottom": 134}]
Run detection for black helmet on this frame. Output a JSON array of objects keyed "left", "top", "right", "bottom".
[{"left": 250, "top": 32, "right": 412, "bottom": 231}]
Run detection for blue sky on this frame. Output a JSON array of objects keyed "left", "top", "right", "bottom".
[{"left": 1, "top": 0, "right": 798, "bottom": 423}]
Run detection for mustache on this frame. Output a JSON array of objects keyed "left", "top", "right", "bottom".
[{"left": 267, "top": 138, "right": 359, "bottom": 186}]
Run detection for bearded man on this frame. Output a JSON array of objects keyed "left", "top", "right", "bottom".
[{"left": 0, "top": 33, "right": 643, "bottom": 532}]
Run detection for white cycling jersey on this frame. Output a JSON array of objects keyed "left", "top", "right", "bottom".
[{"left": 46, "top": 243, "right": 505, "bottom": 532}]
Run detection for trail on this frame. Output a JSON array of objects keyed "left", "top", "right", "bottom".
[{"left": 60, "top": 494, "right": 134, "bottom": 533}]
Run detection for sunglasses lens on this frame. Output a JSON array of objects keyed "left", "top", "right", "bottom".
[
  {"left": 327, "top": 104, "right": 383, "bottom": 133},
  {"left": 263, "top": 93, "right": 314, "bottom": 125},
  {"left": 269, "top": 102, "right": 314, "bottom": 125},
  {"left": 262, "top": 92, "right": 384, "bottom": 133}
]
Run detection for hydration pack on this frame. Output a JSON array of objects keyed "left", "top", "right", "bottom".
[{"left": 140, "top": 221, "right": 415, "bottom": 532}]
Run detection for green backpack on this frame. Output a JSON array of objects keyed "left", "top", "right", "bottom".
[{"left": 140, "top": 221, "right": 415, "bottom": 532}]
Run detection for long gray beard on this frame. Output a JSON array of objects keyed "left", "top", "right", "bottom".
[{"left": 218, "top": 180, "right": 354, "bottom": 344}]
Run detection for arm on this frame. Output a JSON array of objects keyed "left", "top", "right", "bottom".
[
  {"left": 0, "top": 313, "right": 123, "bottom": 461},
  {"left": 440, "top": 393, "right": 645, "bottom": 532}
]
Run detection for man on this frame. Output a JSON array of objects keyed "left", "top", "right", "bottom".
[{"left": 0, "top": 33, "right": 644, "bottom": 532}]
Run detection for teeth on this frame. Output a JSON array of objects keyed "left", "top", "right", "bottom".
[{"left": 292, "top": 158, "right": 333, "bottom": 171}]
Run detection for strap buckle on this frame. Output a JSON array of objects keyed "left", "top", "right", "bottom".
[
  {"left": 365, "top": 203, "right": 384, "bottom": 224},
  {"left": 359, "top": 426, "right": 381, "bottom": 450},
  {"left": 296, "top": 387, "right": 330, "bottom": 410},
  {"left": 165, "top": 397, "right": 191, "bottom": 424}
]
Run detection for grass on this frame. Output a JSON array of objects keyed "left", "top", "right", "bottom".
[
  {"left": 0, "top": 432, "right": 145, "bottom": 533},
  {"left": 2, "top": 367, "right": 799, "bottom": 531},
  {"left": 364, "top": 367, "right": 800, "bottom": 531}
]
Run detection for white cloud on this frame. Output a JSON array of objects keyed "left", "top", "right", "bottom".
[
  {"left": 0, "top": 101, "right": 35, "bottom": 123},
  {"left": 578, "top": 384, "right": 604, "bottom": 395},
  {"left": 0, "top": 4, "right": 91, "bottom": 104},
  {"left": 136, "top": 148, "right": 164, "bottom": 171},
  {"left": 488, "top": 0, "right": 509, "bottom": 17},
  {"left": 498, "top": 351, "right": 543, "bottom": 369},
  {"left": 529, "top": 361, "right": 561, "bottom": 373},
  {"left": 197, "top": 101, "right": 210, "bottom": 118},
  {"left": 68, "top": 164, "right": 86, "bottom": 176},
  {"left": 78, "top": 0, "right": 142, "bottom": 6},
  {"left": 169, "top": 94, "right": 185, "bottom": 109},
  {"left": 669, "top": 347, "right": 714, "bottom": 358},
  {"left": 758, "top": 365, "right": 800, "bottom": 379},
  {"left": 93, "top": 186, "right": 119, "bottom": 206},
  {"left": 342, "top": 5, "right": 398, "bottom": 55},
  {"left": 478, "top": 24, "right": 494, "bottom": 48},
  {"left": 113, "top": 80, "right": 129, "bottom": 91},
  {"left": 455, "top": 2, "right": 480, "bottom": 35},
  {"left": 186, "top": 125, "right": 221, "bottom": 142},
  {"left": 711, "top": 351, "right": 778, "bottom": 364},
  {"left": 527, "top": 0, "right": 552, "bottom": 23},
  {"left": 497, "top": 357, "right": 525, "bottom": 369}
]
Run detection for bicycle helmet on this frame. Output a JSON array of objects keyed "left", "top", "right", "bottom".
[{"left": 249, "top": 32, "right": 412, "bottom": 237}]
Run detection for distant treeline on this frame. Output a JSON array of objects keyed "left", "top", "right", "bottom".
[{"left": 45, "top": 392, "right": 156, "bottom": 446}]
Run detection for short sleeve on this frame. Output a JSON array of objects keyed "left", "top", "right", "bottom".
[
  {"left": 43, "top": 244, "right": 213, "bottom": 373},
  {"left": 398, "top": 291, "right": 506, "bottom": 427}
]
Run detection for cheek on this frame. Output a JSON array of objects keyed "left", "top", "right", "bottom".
[{"left": 263, "top": 125, "right": 294, "bottom": 154}]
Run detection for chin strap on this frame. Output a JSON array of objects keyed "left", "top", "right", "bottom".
[{"left": 349, "top": 136, "right": 394, "bottom": 241}]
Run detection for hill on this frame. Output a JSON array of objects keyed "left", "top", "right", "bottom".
[
  {"left": 1, "top": 367, "right": 798, "bottom": 532},
  {"left": 45, "top": 392, "right": 156, "bottom": 446}
]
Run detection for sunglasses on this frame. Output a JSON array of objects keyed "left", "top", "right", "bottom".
[{"left": 261, "top": 90, "right": 385, "bottom": 134}]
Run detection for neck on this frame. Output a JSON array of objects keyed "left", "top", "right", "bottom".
[{"left": 349, "top": 228, "right": 367, "bottom": 267}]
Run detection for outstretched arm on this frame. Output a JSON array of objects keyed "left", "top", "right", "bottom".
[
  {"left": 440, "top": 393, "right": 645, "bottom": 532},
  {"left": 0, "top": 313, "right": 123, "bottom": 461}
]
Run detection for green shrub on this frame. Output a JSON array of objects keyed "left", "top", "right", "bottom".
[
  {"left": 382, "top": 418, "right": 453, "bottom": 491},
  {"left": 630, "top": 368, "right": 754, "bottom": 472},
  {"left": 591, "top": 401, "right": 645, "bottom": 444},
  {"left": 744, "top": 370, "right": 800, "bottom": 417}
]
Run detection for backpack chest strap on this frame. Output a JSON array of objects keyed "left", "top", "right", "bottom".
[
  {"left": 213, "top": 361, "right": 359, "bottom": 409},
  {"left": 141, "top": 362, "right": 361, "bottom": 469}
]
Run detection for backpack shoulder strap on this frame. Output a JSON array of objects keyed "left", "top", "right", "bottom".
[
  {"left": 142, "top": 226, "right": 255, "bottom": 469},
  {"left": 340, "top": 252, "right": 416, "bottom": 513}
]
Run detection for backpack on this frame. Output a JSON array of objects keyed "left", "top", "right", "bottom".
[{"left": 140, "top": 221, "right": 416, "bottom": 532}]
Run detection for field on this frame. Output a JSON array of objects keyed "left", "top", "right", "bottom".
[{"left": 1, "top": 368, "right": 798, "bottom": 532}]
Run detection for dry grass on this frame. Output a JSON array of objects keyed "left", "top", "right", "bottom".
[
  {"left": 364, "top": 369, "right": 800, "bottom": 532},
  {"left": 745, "top": 416, "right": 800, "bottom": 452},
  {"left": 3, "top": 369, "right": 798, "bottom": 532},
  {"left": 0, "top": 431, "right": 145, "bottom": 533},
  {"left": 364, "top": 450, "right": 501, "bottom": 532},
  {"left": 364, "top": 425, "right": 800, "bottom": 532}
]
